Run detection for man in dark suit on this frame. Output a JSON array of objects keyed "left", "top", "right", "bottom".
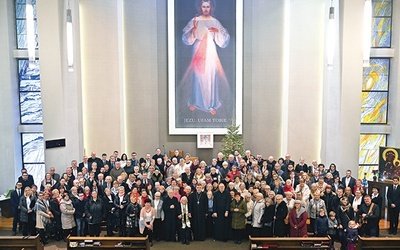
[
  {"left": 78, "top": 156, "right": 89, "bottom": 172},
  {"left": 10, "top": 182, "right": 23, "bottom": 235},
  {"left": 18, "top": 169, "right": 34, "bottom": 190},
  {"left": 341, "top": 170, "right": 356, "bottom": 193},
  {"left": 88, "top": 152, "right": 103, "bottom": 169},
  {"left": 387, "top": 176, "right": 400, "bottom": 235}
]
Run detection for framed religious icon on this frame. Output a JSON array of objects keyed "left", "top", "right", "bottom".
[
  {"left": 168, "top": 0, "right": 243, "bottom": 135},
  {"left": 197, "top": 133, "right": 214, "bottom": 148},
  {"left": 379, "top": 146, "right": 400, "bottom": 179}
]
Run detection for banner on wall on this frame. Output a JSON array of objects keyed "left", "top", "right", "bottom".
[
  {"left": 379, "top": 146, "right": 400, "bottom": 179},
  {"left": 167, "top": 0, "right": 243, "bottom": 135}
]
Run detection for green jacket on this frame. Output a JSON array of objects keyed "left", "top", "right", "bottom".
[{"left": 230, "top": 198, "right": 247, "bottom": 229}]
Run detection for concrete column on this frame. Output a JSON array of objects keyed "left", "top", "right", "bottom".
[{"left": 0, "top": 0, "right": 22, "bottom": 192}]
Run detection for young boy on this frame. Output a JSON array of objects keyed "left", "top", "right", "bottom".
[
  {"left": 315, "top": 208, "right": 328, "bottom": 236},
  {"left": 328, "top": 211, "right": 339, "bottom": 247}
]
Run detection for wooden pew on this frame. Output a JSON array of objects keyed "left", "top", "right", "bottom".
[
  {"left": 67, "top": 235, "right": 149, "bottom": 250},
  {"left": 249, "top": 236, "right": 331, "bottom": 249},
  {"left": 0, "top": 235, "right": 43, "bottom": 250},
  {"left": 356, "top": 236, "right": 400, "bottom": 250}
]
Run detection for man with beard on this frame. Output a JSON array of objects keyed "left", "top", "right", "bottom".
[
  {"left": 188, "top": 184, "right": 208, "bottom": 241},
  {"left": 212, "top": 183, "right": 230, "bottom": 242},
  {"left": 162, "top": 189, "right": 181, "bottom": 241}
]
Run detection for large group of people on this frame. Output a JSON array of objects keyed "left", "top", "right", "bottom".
[{"left": 8, "top": 149, "right": 400, "bottom": 249}]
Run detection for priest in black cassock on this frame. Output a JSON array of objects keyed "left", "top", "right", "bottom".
[
  {"left": 189, "top": 184, "right": 208, "bottom": 241},
  {"left": 162, "top": 189, "right": 181, "bottom": 241},
  {"left": 212, "top": 183, "right": 231, "bottom": 242}
]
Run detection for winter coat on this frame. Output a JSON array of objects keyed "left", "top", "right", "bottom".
[
  {"left": 19, "top": 195, "right": 36, "bottom": 223},
  {"left": 252, "top": 199, "right": 265, "bottom": 228},
  {"left": 289, "top": 206, "right": 308, "bottom": 237},
  {"left": 85, "top": 197, "right": 104, "bottom": 224},
  {"left": 308, "top": 198, "right": 326, "bottom": 219},
  {"left": 60, "top": 199, "right": 76, "bottom": 229},
  {"left": 35, "top": 199, "right": 51, "bottom": 229},
  {"left": 328, "top": 217, "right": 338, "bottom": 235},
  {"left": 315, "top": 215, "right": 329, "bottom": 236},
  {"left": 230, "top": 198, "right": 247, "bottom": 229}
]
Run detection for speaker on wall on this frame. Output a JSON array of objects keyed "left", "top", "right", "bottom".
[{"left": 45, "top": 138, "right": 66, "bottom": 149}]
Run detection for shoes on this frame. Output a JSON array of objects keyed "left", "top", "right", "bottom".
[
  {"left": 237, "top": 240, "right": 242, "bottom": 244},
  {"left": 394, "top": 232, "right": 398, "bottom": 235},
  {"left": 149, "top": 242, "right": 153, "bottom": 247},
  {"left": 11, "top": 231, "right": 16, "bottom": 236},
  {"left": 186, "top": 241, "right": 190, "bottom": 245}
]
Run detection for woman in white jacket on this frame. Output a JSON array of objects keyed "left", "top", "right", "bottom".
[{"left": 60, "top": 192, "right": 76, "bottom": 240}]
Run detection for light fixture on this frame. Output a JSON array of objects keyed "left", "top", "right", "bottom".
[
  {"left": 363, "top": 0, "right": 372, "bottom": 67},
  {"left": 26, "top": 0, "right": 35, "bottom": 67},
  {"left": 327, "top": 0, "right": 335, "bottom": 70},
  {"left": 66, "top": 2, "right": 74, "bottom": 72}
]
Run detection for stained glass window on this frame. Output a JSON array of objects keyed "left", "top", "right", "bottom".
[
  {"left": 358, "top": 134, "right": 386, "bottom": 180},
  {"left": 371, "top": 0, "right": 392, "bottom": 48},
  {"left": 21, "top": 133, "right": 45, "bottom": 185},
  {"left": 361, "top": 58, "right": 389, "bottom": 124},
  {"left": 15, "top": 0, "right": 38, "bottom": 49},
  {"left": 18, "top": 59, "right": 43, "bottom": 124}
]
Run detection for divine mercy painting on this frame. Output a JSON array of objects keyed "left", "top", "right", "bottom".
[{"left": 168, "top": 0, "right": 242, "bottom": 134}]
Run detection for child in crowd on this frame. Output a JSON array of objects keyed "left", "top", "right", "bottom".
[
  {"left": 315, "top": 208, "right": 328, "bottom": 236},
  {"left": 328, "top": 211, "right": 339, "bottom": 248},
  {"left": 346, "top": 220, "right": 358, "bottom": 250}
]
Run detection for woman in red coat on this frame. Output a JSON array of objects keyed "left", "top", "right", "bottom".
[{"left": 289, "top": 200, "right": 308, "bottom": 237}]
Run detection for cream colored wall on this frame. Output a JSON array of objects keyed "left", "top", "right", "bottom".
[{"left": 79, "top": 0, "right": 124, "bottom": 156}]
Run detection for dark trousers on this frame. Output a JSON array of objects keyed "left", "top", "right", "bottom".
[
  {"left": 389, "top": 206, "right": 399, "bottom": 233},
  {"left": 12, "top": 210, "right": 20, "bottom": 232},
  {"left": 105, "top": 214, "right": 114, "bottom": 236},
  {"left": 127, "top": 226, "right": 139, "bottom": 237},
  {"left": 180, "top": 227, "right": 190, "bottom": 244},
  {"left": 143, "top": 223, "right": 153, "bottom": 243},
  {"left": 252, "top": 227, "right": 263, "bottom": 237},
  {"left": 153, "top": 218, "right": 162, "bottom": 240},
  {"left": 39, "top": 229, "right": 47, "bottom": 244},
  {"left": 88, "top": 223, "right": 101, "bottom": 237},
  {"left": 232, "top": 228, "right": 244, "bottom": 241}
]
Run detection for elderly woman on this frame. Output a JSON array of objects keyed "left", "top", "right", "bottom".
[
  {"left": 85, "top": 190, "right": 104, "bottom": 236},
  {"left": 261, "top": 197, "right": 275, "bottom": 237},
  {"left": 20, "top": 186, "right": 36, "bottom": 236},
  {"left": 252, "top": 193, "right": 265, "bottom": 237},
  {"left": 35, "top": 192, "right": 53, "bottom": 245},
  {"left": 273, "top": 194, "right": 288, "bottom": 237},
  {"left": 60, "top": 192, "right": 76, "bottom": 240},
  {"left": 230, "top": 191, "right": 246, "bottom": 244},
  {"left": 289, "top": 200, "right": 308, "bottom": 237},
  {"left": 308, "top": 191, "right": 327, "bottom": 233}
]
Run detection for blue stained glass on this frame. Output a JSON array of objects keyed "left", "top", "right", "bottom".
[
  {"left": 22, "top": 133, "right": 44, "bottom": 163},
  {"left": 24, "top": 163, "right": 45, "bottom": 187},
  {"left": 372, "top": 0, "right": 392, "bottom": 17},
  {"left": 371, "top": 18, "right": 391, "bottom": 48},
  {"left": 19, "top": 60, "right": 40, "bottom": 81},
  {"left": 362, "top": 58, "right": 389, "bottom": 91},
  {"left": 15, "top": 0, "right": 37, "bottom": 18},
  {"left": 20, "top": 92, "right": 43, "bottom": 123},
  {"left": 16, "top": 20, "right": 38, "bottom": 49}
]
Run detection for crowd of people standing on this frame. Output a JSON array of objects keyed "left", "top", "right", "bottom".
[{"left": 9, "top": 149, "right": 400, "bottom": 249}]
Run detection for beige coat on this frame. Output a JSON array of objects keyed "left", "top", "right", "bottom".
[{"left": 60, "top": 199, "right": 76, "bottom": 229}]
